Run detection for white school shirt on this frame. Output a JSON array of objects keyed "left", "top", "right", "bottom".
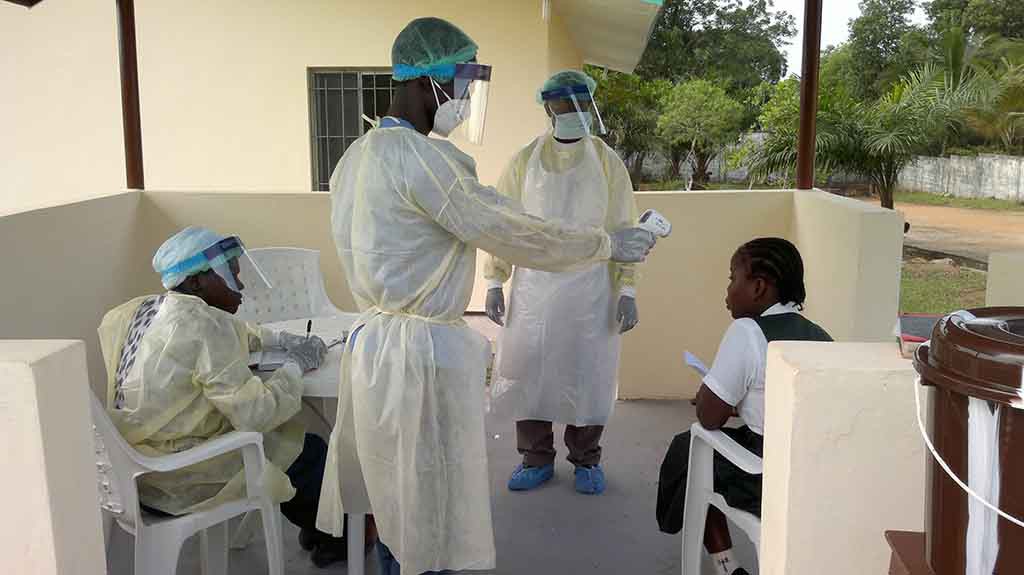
[{"left": 702, "top": 302, "right": 801, "bottom": 435}]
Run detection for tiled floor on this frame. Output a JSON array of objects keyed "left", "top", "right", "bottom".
[{"left": 106, "top": 400, "right": 760, "bottom": 574}]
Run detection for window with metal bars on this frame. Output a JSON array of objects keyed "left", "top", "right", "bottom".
[{"left": 308, "top": 68, "right": 395, "bottom": 191}]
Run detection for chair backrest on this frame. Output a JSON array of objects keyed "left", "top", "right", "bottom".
[
  {"left": 90, "top": 393, "right": 145, "bottom": 532},
  {"left": 236, "top": 247, "right": 343, "bottom": 324}
]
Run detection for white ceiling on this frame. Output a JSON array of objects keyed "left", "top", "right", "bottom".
[{"left": 553, "top": 0, "right": 662, "bottom": 73}]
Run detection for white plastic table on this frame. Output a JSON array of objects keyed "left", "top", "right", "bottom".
[{"left": 260, "top": 312, "right": 367, "bottom": 574}]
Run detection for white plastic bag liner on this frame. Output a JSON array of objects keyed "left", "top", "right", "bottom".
[{"left": 966, "top": 398, "right": 1001, "bottom": 575}]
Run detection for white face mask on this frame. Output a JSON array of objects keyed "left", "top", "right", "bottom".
[
  {"left": 553, "top": 111, "right": 593, "bottom": 140},
  {"left": 432, "top": 79, "right": 469, "bottom": 137}
]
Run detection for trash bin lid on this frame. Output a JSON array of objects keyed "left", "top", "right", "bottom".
[{"left": 914, "top": 307, "right": 1024, "bottom": 407}]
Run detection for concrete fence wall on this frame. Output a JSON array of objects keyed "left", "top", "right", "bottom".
[{"left": 899, "top": 154, "right": 1024, "bottom": 202}]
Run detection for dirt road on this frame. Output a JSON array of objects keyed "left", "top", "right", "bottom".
[{"left": 883, "top": 201, "right": 1024, "bottom": 264}]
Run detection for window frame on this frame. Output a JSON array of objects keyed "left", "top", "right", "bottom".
[{"left": 307, "top": 66, "right": 395, "bottom": 191}]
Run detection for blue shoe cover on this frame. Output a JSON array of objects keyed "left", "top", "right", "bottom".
[
  {"left": 507, "top": 463, "right": 554, "bottom": 491},
  {"left": 574, "top": 464, "right": 606, "bottom": 495}
]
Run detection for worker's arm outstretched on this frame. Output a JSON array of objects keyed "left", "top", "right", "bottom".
[{"left": 404, "top": 139, "right": 614, "bottom": 272}]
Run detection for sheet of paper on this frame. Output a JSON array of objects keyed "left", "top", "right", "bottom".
[
  {"left": 249, "top": 348, "right": 290, "bottom": 372},
  {"left": 684, "top": 351, "right": 709, "bottom": 378}
]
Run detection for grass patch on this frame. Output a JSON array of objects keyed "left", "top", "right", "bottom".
[
  {"left": 901, "top": 261, "right": 987, "bottom": 314},
  {"left": 895, "top": 190, "right": 1024, "bottom": 212}
]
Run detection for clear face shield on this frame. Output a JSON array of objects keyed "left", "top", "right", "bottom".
[
  {"left": 430, "top": 63, "right": 492, "bottom": 145},
  {"left": 541, "top": 84, "right": 607, "bottom": 139},
  {"left": 201, "top": 237, "right": 272, "bottom": 293},
  {"left": 159, "top": 236, "right": 272, "bottom": 294}
]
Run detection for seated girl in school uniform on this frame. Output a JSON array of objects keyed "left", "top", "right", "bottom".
[{"left": 656, "top": 237, "right": 833, "bottom": 575}]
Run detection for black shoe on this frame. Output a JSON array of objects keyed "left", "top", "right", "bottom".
[
  {"left": 298, "top": 528, "right": 319, "bottom": 551},
  {"left": 310, "top": 538, "right": 348, "bottom": 568},
  {"left": 731, "top": 569, "right": 751, "bottom": 575}
]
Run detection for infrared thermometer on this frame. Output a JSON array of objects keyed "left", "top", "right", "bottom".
[{"left": 638, "top": 209, "right": 672, "bottom": 238}]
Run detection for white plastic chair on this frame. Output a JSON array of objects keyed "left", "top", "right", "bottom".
[
  {"left": 681, "top": 423, "right": 763, "bottom": 575},
  {"left": 236, "top": 247, "right": 345, "bottom": 324},
  {"left": 91, "top": 394, "right": 284, "bottom": 575}
]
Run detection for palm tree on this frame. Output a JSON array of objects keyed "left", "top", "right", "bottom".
[
  {"left": 934, "top": 24, "right": 1024, "bottom": 154},
  {"left": 749, "top": 64, "right": 963, "bottom": 209}
]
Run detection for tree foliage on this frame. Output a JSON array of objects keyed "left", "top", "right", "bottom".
[
  {"left": 637, "top": 0, "right": 795, "bottom": 125},
  {"left": 587, "top": 67, "right": 669, "bottom": 186},
  {"left": 848, "top": 0, "right": 922, "bottom": 101},
  {"left": 925, "top": 0, "right": 1024, "bottom": 40},
  {"left": 750, "top": 63, "right": 980, "bottom": 208},
  {"left": 657, "top": 80, "right": 745, "bottom": 187}
]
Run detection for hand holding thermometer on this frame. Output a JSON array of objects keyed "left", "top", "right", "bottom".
[{"left": 638, "top": 209, "right": 672, "bottom": 238}]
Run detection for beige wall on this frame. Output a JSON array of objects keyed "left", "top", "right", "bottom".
[
  {"left": 139, "top": 191, "right": 355, "bottom": 312},
  {"left": 619, "top": 189, "right": 905, "bottom": 400},
  {"left": 3, "top": 1, "right": 559, "bottom": 215},
  {"left": 986, "top": 251, "right": 1024, "bottom": 306},
  {"left": 793, "top": 191, "right": 904, "bottom": 342},
  {"left": 0, "top": 193, "right": 148, "bottom": 393},
  {"left": 0, "top": 188, "right": 905, "bottom": 401},
  {"left": 619, "top": 191, "right": 794, "bottom": 399},
  {"left": 134, "top": 0, "right": 551, "bottom": 192},
  {"left": 761, "top": 342, "right": 925, "bottom": 575},
  {"left": 0, "top": 0, "right": 125, "bottom": 215},
  {"left": 0, "top": 341, "right": 106, "bottom": 575}
]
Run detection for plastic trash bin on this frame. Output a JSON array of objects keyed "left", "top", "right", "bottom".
[{"left": 913, "top": 307, "right": 1024, "bottom": 574}]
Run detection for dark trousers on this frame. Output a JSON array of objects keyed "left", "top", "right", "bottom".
[
  {"left": 655, "top": 426, "right": 764, "bottom": 534},
  {"left": 516, "top": 419, "right": 605, "bottom": 468},
  {"left": 282, "top": 433, "right": 346, "bottom": 541}
]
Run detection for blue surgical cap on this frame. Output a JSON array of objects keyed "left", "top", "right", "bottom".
[
  {"left": 391, "top": 17, "right": 478, "bottom": 82},
  {"left": 153, "top": 226, "right": 227, "bottom": 289}
]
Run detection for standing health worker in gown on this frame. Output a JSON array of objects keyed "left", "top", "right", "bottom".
[{"left": 316, "top": 17, "right": 658, "bottom": 575}]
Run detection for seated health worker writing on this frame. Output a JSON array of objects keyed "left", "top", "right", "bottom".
[
  {"left": 656, "top": 237, "right": 832, "bottom": 575},
  {"left": 97, "top": 226, "right": 350, "bottom": 568}
]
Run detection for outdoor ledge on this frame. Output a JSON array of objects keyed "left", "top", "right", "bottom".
[
  {"left": 761, "top": 341, "right": 925, "bottom": 575},
  {"left": 987, "top": 251, "right": 1024, "bottom": 306},
  {"left": 0, "top": 340, "right": 105, "bottom": 575}
]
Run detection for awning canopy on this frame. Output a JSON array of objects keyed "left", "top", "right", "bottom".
[{"left": 554, "top": 0, "right": 662, "bottom": 73}]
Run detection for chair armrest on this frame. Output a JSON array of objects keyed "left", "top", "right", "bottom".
[
  {"left": 690, "top": 423, "right": 763, "bottom": 475},
  {"left": 134, "top": 431, "right": 264, "bottom": 473}
]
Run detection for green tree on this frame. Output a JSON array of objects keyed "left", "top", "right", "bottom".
[
  {"left": 588, "top": 68, "right": 669, "bottom": 187},
  {"left": 657, "top": 80, "right": 745, "bottom": 188},
  {"left": 750, "top": 65, "right": 972, "bottom": 209},
  {"left": 926, "top": 0, "right": 1024, "bottom": 40},
  {"left": 930, "top": 24, "right": 1024, "bottom": 153},
  {"left": 848, "top": 0, "right": 922, "bottom": 101},
  {"left": 637, "top": 0, "right": 795, "bottom": 123}
]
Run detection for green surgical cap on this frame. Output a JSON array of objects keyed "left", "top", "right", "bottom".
[
  {"left": 392, "top": 17, "right": 478, "bottom": 82},
  {"left": 537, "top": 69, "right": 598, "bottom": 104}
]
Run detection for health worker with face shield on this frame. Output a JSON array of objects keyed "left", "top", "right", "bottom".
[
  {"left": 315, "top": 17, "right": 658, "bottom": 575},
  {"left": 484, "top": 70, "right": 641, "bottom": 496},
  {"left": 97, "top": 227, "right": 355, "bottom": 568}
]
